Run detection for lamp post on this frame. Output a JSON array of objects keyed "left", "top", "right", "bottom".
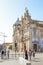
[{"left": 0, "top": 32, "right": 7, "bottom": 50}]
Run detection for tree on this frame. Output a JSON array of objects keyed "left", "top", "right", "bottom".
[{"left": 8, "top": 45, "right": 12, "bottom": 50}]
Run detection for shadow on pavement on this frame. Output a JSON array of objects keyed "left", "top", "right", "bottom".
[
  {"left": 31, "top": 58, "right": 40, "bottom": 62},
  {"left": 0, "top": 60, "right": 4, "bottom": 63}
]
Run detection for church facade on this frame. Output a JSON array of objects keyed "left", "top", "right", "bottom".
[{"left": 13, "top": 9, "right": 43, "bottom": 52}]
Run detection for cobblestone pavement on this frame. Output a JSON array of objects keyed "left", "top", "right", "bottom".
[
  {"left": 31, "top": 53, "right": 43, "bottom": 65},
  {"left": 0, "top": 59, "right": 19, "bottom": 65},
  {"left": 0, "top": 53, "right": 43, "bottom": 65}
]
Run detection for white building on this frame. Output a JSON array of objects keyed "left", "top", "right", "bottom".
[{"left": 13, "top": 9, "right": 43, "bottom": 52}]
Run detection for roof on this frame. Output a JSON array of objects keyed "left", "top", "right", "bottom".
[
  {"left": 14, "top": 18, "right": 22, "bottom": 26},
  {"left": 32, "top": 19, "right": 43, "bottom": 27}
]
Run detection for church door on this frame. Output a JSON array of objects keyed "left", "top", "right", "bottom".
[{"left": 33, "top": 44, "right": 37, "bottom": 52}]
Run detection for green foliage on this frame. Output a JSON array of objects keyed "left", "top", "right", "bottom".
[{"left": 8, "top": 45, "right": 12, "bottom": 50}]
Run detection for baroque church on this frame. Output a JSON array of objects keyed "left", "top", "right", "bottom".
[{"left": 13, "top": 9, "right": 43, "bottom": 53}]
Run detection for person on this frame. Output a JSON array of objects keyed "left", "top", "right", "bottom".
[
  {"left": 33, "top": 50, "right": 35, "bottom": 58},
  {"left": 7, "top": 50, "right": 10, "bottom": 59},
  {"left": 25, "top": 50, "right": 28, "bottom": 60},
  {"left": 1, "top": 50, "right": 4, "bottom": 59},
  {"left": 39, "top": 48, "right": 40, "bottom": 52},
  {"left": 4, "top": 49, "right": 6, "bottom": 56},
  {"left": 29, "top": 49, "right": 32, "bottom": 61}
]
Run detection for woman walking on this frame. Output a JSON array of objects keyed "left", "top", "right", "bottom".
[
  {"left": 25, "top": 50, "right": 28, "bottom": 60},
  {"left": 33, "top": 50, "right": 35, "bottom": 58},
  {"left": 29, "top": 49, "right": 32, "bottom": 61}
]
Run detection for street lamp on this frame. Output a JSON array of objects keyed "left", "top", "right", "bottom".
[{"left": 0, "top": 32, "right": 7, "bottom": 50}]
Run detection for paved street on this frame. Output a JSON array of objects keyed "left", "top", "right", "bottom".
[
  {"left": 0, "top": 53, "right": 43, "bottom": 65},
  {"left": 0, "top": 59, "right": 20, "bottom": 65},
  {"left": 31, "top": 53, "right": 43, "bottom": 65}
]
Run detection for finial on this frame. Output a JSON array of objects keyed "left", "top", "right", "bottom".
[
  {"left": 25, "top": 7, "right": 28, "bottom": 13},
  {"left": 17, "top": 18, "right": 19, "bottom": 22},
  {"left": 25, "top": 7, "right": 28, "bottom": 11},
  {"left": 21, "top": 16, "right": 23, "bottom": 20},
  {"left": 16, "top": 18, "right": 20, "bottom": 24},
  {"left": 24, "top": 7, "right": 31, "bottom": 18}
]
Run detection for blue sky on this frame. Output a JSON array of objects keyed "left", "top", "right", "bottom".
[{"left": 0, "top": 0, "right": 43, "bottom": 44}]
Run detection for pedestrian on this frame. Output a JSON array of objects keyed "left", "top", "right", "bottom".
[
  {"left": 39, "top": 48, "right": 40, "bottom": 52},
  {"left": 33, "top": 50, "right": 35, "bottom": 58},
  {"left": 25, "top": 50, "right": 28, "bottom": 60},
  {"left": 1, "top": 50, "right": 4, "bottom": 59},
  {"left": 4, "top": 49, "right": 6, "bottom": 56},
  {"left": 29, "top": 49, "right": 32, "bottom": 61},
  {"left": 7, "top": 50, "right": 9, "bottom": 59}
]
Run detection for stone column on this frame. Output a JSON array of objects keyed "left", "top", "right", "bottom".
[{"left": 29, "top": 26, "right": 32, "bottom": 50}]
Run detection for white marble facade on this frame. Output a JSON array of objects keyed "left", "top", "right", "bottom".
[{"left": 13, "top": 9, "right": 43, "bottom": 52}]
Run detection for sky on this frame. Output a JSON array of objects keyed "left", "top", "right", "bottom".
[{"left": 0, "top": 0, "right": 43, "bottom": 44}]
